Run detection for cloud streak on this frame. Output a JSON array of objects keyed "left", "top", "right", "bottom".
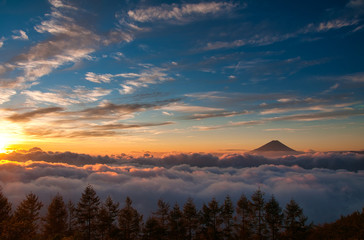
[
  {"left": 127, "top": 2, "right": 235, "bottom": 23},
  {"left": 7, "top": 107, "right": 64, "bottom": 122},
  {"left": 85, "top": 66, "right": 174, "bottom": 95}
]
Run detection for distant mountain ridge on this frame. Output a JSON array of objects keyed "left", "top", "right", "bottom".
[{"left": 252, "top": 140, "right": 296, "bottom": 152}]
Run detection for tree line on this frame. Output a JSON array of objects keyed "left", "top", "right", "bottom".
[{"left": 0, "top": 185, "right": 362, "bottom": 240}]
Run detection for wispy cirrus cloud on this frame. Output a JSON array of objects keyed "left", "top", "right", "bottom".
[
  {"left": 203, "top": 33, "right": 295, "bottom": 51},
  {"left": 22, "top": 86, "right": 112, "bottom": 106},
  {"left": 85, "top": 72, "right": 113, "bottom": 84},
  {"left": 7, "top": 107, "right": 64, "bottom": 122},
  {"left": 85, "top": 65, "right": 174, "bottom": 94},
  {"left": 303, "top": 18, "right": 359, "bottom": 33},
  {"left": 0, "top": 37, "right": 5, "bottom": 48},
  {"left": 0, "top": 0, "right": 132, "bottom": 89},
  {"left": 11, "top": 30, "right": 29, "bottom": 40},
  {"left": 181, "top": 111, "right": 249, "bottom": 120},
  {"left": 0, "top": 89, "right": 16, "bottom": 104},
  {"left": 161, "top": 102, "right": 223, "bottom": 113},
  {"left": 127, "top": 2, "right": 236, "bottom": 23},
  {"left": 341, "top": 72, "right": 364, "bottom": 82},
  {"left": 193, "top": 108, "right": 364, "bottom": 131}
]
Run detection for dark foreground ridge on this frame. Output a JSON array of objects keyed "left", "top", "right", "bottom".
[{"left": 252, "top": 140, "right": 297, "bottom": 152}]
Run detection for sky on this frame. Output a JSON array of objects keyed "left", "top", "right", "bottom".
[
  {"left": 0, "top": 0, "right": 364, "bottom": 225},
  {"left": 0, "top": 0, "right": 364, "bottom": 154}
]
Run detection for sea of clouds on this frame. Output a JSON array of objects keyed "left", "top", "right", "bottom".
[{"left": 1, "top": 148, "right": 364, "bottom": 224}]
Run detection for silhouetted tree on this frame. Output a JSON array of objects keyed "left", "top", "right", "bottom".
[
  {"left": 98, "top": 196, "right": 119, "bottom": 240},
  {"left": 221, "top": 195, "right": 234, "bottom": 239},
  {"left": 143, "top": 216, "right": 164, "bottom": 240},
  {"left": 265, "top": 195, "right": 283, "bottom": 240},
  {"left": 183, "top": 198, "right": 199, "bottom": 240},
  {"left": 200, "top": 198, "right": 223, "bottom": 240},
  {"left": 66, "top": 200, "right": 77, "bottom": 237},
  {"left": 119, "top": 196, "right": 143, "bottom": 240},
  {"left": 251, "top": 189, "right": 266, "bottom": 240},
  {"left": 235, "top": 194, "right": 252, "bottom": 239},
  {"left": 43, "top": 194, "right": 68, "bottom": 240},
  {"left": 283, "top": 199, "right": 308, "bottom": 240},
  {"left": 153, "top": 199, "right": 170, "bottom": 239},
  {"left": 168, "top": 203, "right": 186, "bottom": 239},
  {"left": 7, "top": 192, "right": 43, "bottom": 239},
  {"left": 76, "top": 185, "right": 101, "bottom": 240},
  {"left": 307, "top": 207, "right": 364, "bottom": 240},
  {"left": 0, "top": 188, "right": 11, "bottom": 237}
]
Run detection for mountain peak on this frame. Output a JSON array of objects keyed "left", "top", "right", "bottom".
[{"left": 252, "top": 140, "right": 296, "bottom": 152}]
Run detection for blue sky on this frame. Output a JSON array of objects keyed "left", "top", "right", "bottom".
[{"left": 0, "top": 0, "right": 364, "bottom": 153}]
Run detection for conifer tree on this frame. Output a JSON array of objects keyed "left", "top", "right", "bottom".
[
  {"left": 168, "top": 203, "right": 186, "bottom": 240},
  {"left": 200, "top": 198, "right": 223, "bottom": 240},
  {"left": 119, "top": 196, "right": 143, "bottom": 240},
  {"left": 221, "top": 195, "right": 234, "bottom": 239},
  {"left": 97, "top": 196, "right": 119, "bottom": 240},
  {"left": 76, "top": 185, "right": 101, "bottom": 240},
  {"left": 283, "top": 199, "right": 308, "bottom": 240},
  {"left": 43, "top": 194, "right": 68, "bottom": 239},
  {"left": 0, "top": 188, "right": 12, "bottom": 237},
  {"left": 153, "top": 199, "right": 170, "bottom": 239},
  {"left": 143, "top": 216, "right": 164, "bottom": 240},
  {"left": 264, "top": 195, "right": 283, "bottom": 240},
  {"left": 183, "top": 198, "right": 199, "bottom": 240},
  {"left": 236, "top": 194, "right": 252, "bottom": 239},
  {"left": 9, "top": 192, "right": 43, "bottom": 239},
  {"left": 250, "top": 189, "right": 266, "bottom": 240},
  {"left": 66, "top": 200, "right": 77, "bottom": 236}
]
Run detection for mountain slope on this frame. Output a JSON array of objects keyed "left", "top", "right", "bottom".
[{"left": 252, "top": 140, "right": 296, "bottom": 152}]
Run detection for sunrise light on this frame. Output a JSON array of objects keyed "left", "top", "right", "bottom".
[{"left": 0, "top": 1, "right": 363, "bottom": 238}]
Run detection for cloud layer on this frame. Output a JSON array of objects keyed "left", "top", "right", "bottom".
[{"left": 1, "top": 149, "right": 363, "bottom": 224}]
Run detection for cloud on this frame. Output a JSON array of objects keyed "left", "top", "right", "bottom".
[
  {"left": 193, "top": 108, "right": 364, "bottom": 131},
  {"left": 270, "top": 109, "right": 364, "bottom": 121},
  {"left": 341, "top": 72, "right": 364, "bottom": 82},
  {"left": 85, "top": 72, "right": 113, "bottom": 83},
  {"left": 0, "top": 88, "right": 16, "bottom": 104},
  {"left": 86, "top": 66, "right": 174, "bottom": 94},
  {"left": 203, "top": 33, "right": 295, "bottom": 51},
  {"left": 0, "top": 0, "right": 132, "bottom": 89},
  {"left": 0, "top": 37, "right": 5, "bottom": 48},
  {"left": 91, "top": 121, "right": 174, "bottom": 131},
  {"left": 77, "top": 101, "right": 171, "bottom": 119},
  {"left": 7, "top": 107, "right": 64, "bottom": 122},
  {"left": 127, "top": 2, "right": 235, "bottom": 23},
  {"left": 161, "top": 102, "right": 223, "bottom": 113},
  {"left": 0, "top": 150, "right": 364, "bottom": 224},
  {"left": 48, "top": 0, "right": 78, "bottom": 10},
  {"left": 322, "top": 83, "right": 340, "bottom": 94},
  {"left": 304, "top": 19, "right": 359, "bottom": 33},
  {"left": 181, "top": 111, "right": 249, "bottom": 120},
  {"left": 347, "top": 0, "right": 364, "bottom": 7},
  {"left": 185, "top": 91, "right": 362, "bottom": 120},
  {"left": 4, "top": 98, "right": 180, "bottom": 139},
  {"left": 22, "top": 87, "right": 111, "bottom": 106},
  {"left": 11, "top": 30, "right": 29, "bottom": 40}
]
